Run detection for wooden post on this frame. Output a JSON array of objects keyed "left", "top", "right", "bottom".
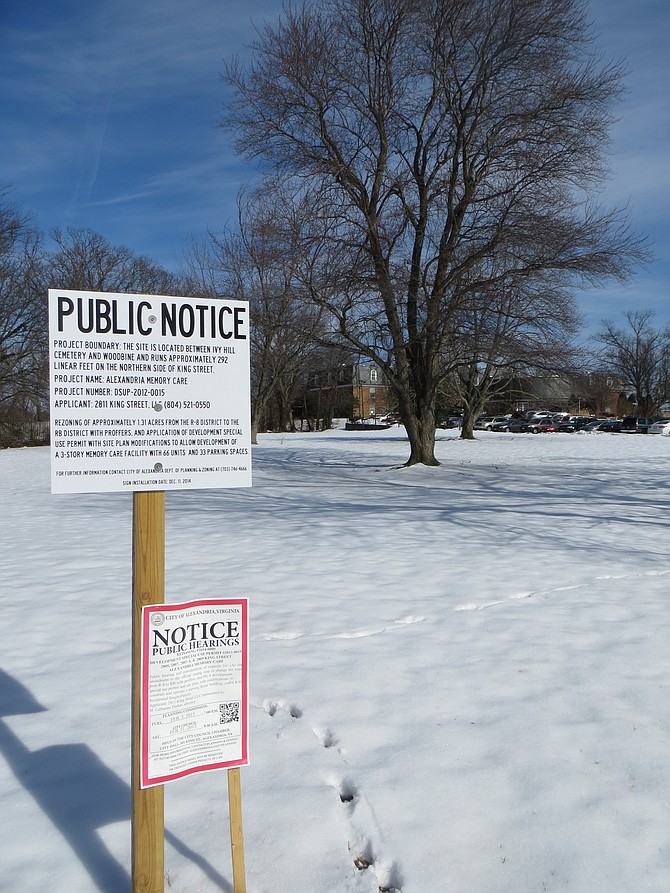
[
  {"left": 228, "top": 767, "right": 247, "bottom": 893},
  {"left": 132, "top": 491, "right": 165, "bottom": 893}
]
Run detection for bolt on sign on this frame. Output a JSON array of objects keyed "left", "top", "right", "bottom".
[{"left": 48, "top": 289, "right": 251, "bottom": 494}]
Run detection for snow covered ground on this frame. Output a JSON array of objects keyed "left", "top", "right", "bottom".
[{"left": 1, "top": 428, "right": 669, "bottom": 893}]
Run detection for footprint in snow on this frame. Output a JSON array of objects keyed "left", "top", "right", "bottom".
[
  {"left": 262, "top": 700, "right": 404, "bottom": 890},
  {"left": 313, "top": 725, "right": 338, "bottom": 749},
  {"left": 262, "top": 699, "right": 302, "bottom": 719}
]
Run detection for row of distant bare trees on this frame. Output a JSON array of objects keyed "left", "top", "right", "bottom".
[
  {"left": 0, "top": 185, "right": 344, "bottom": 446},
  {"left": 3, "top": 0, "right": 669, "bottom": 456},
  {"left": 1, "top": 179, "right": 667, "bottom": 450},
  {"left": 0, "top": 186, "right": 185, "bottom": 445}
]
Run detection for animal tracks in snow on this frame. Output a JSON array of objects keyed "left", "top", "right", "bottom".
[
  {"left": 261, "top": 698, "right": 302, "bottom": 719},
  {"left": 453, "top": 568, "right": 670, "bottom": 612},
  {"left": 260, "top": 698, "right": 403, "bottom": 892},
  {"left": 313, "top": 724, "right": 339, "bottom": 749},
  {"left": 454, "top": 579, "right": 606, "bottom": 612},
  {"left": 257, "top": 615, "right": 425, "bottom": 643}
]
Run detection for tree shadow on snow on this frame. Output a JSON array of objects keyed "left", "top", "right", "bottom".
[{"left": 0, "top": 668, "right": 231, "bottom": 892}]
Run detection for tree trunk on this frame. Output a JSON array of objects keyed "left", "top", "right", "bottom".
[
  {"left": 250, "top": 396, "right": 269, "bottom": 445},
  {"left": 402, "top": 404, "right": 439, "bottom": 466},
  {"left": 460, "top": 407, "right": 476, "bottom": 440}
]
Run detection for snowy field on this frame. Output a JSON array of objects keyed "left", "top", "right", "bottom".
[{"left": 1, "top": 428, "right": 669, "bottom": 893}]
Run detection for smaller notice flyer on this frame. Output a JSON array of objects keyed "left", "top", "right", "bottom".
[{"left": 140, "top": 598, "right": 248, "bottom": 788}]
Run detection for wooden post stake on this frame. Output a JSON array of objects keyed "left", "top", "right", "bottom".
[
  {"left": 132, "top": 491, "right": 165, "bottom": 893},
  {"left": 228, "top": 767, "right": 247, "bottom": 893}
]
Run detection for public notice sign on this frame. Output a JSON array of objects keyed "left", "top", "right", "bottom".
[
  {"left": 140, "top": 598, "right": 249, "bottom": 788},
  {"left": 48, "top": 289, "right": 251, "bottom": 493}
]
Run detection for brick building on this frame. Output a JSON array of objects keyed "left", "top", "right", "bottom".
[{"left": 305, "top": 363, "right": 392, "bottom": 421}]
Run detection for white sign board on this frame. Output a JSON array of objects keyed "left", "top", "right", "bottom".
[
  {"left": 48, "top": 289, "right": 251, "bottom": 493},
  {"left": 140, "top": 598, "right": 249, "bottom": 788}
]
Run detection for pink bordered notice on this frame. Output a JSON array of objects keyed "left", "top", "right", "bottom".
[{"left": 140, "top": 598, "right": 249, "bottom": 788}]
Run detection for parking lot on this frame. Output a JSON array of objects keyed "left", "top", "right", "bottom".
[{"left": 464, "top": 412, "right": 670, "bottom": 435}]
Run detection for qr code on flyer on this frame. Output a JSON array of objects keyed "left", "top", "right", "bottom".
[{"left": 219, "top": 701, "right": 240, "bottom": 724}]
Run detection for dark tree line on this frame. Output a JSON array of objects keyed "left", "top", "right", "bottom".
[
  {"left": 1, "top": 180, "right": 664, "bottom": 451},
  {"left": 2, "top": 0, "right": 660, "bottom": 454},
  {"left": 594, "top": 310, "right": 670, "bottom": 416},
  {"left": 180, "top": 186, "right": 342, "bottom": 443},
  {"left": 0, "top": 185, "right": 340, "bottom": 446},
  {"left": 0, "top": 189, "right": 184, "bottom": 443},
  {"left": 0, "top": 188, "right": 45, "bottom": 437}
]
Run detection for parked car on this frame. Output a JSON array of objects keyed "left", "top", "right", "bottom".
[
  {"left": 598, "top": 419, "right": 623, "bottom": 433},
  {"left": 506, "top": 418, "right": 530, "bottom": 433},
  {"left": 473, "top": 416, "right": 497, "bottom": 430},
  {"left": 552, "top": 416, "right": 591, "bottom": 432},
  {"left": 581, "top": 419, "right": 610, "bottom": 432},
  {"left": 648, "top": 419, "right": 670, "bottom": 435},
  {"left": 619, "top": 416, "right": 658, "bottom": 433},
  {"left": 489, "top": 416, "right": 513, "bottom": 431},
  {"left": 572, "top": 416, "right": 596, "bottom": 430},
  {"left": 528, "top": 418, "right": 560, "bottom": 433},
  {"left": 439, "top": 416, "right": 463, "bottom": 429}
]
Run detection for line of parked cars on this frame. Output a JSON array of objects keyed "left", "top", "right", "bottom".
[{"left": 473, "top": 412, "right": 670, "bottom": 435}]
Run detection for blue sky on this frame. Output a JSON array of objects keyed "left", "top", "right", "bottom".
[{"left": 1, "top": 0, "right": 668, "bottom": 335}]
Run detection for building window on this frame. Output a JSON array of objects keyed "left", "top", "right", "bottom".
[{"left": 370, "top": 369, "right": 378, "bottom": 383}]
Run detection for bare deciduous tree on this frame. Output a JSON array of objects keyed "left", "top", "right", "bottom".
[
  {"left": 47, "top": 227, "right": 181, "bottom": 295},
  {"left": 449, "top": 259, "right": 582, "bottom": 437},
  {"left": 595, "top": 310, "right": 670, "bottom": 415},
  {"left": 224, "top": 0, "right": 647, "bottom": 465},
  {"left": 0, "top": 189, "right": 47, "bottom": 435},
  {"left": 1, "top": 198, "right": 190, "bottom": 443},
  {"left": 181, "top": 185, "right": 327, "bottom": 442}
]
